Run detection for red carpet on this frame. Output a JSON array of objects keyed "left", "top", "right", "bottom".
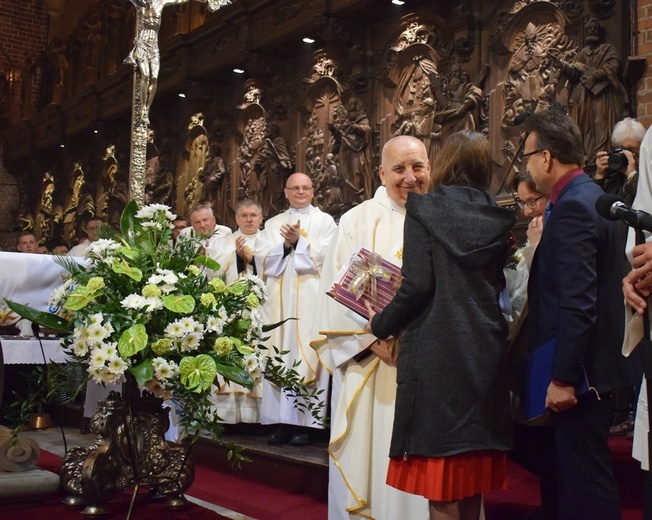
[
  {"left": 0, "top": 437, "right": 642, "bottom": 519},
  {"left": 0, "top": 449, "right": 327, "bottom": 520},
  {"left": 485, "top": 436, "right": 644, "bottom": 519}
]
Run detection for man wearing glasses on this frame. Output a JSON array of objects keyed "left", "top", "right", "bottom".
[
  {"left": 520, "top": 110, "right": 637, "bottom": 519},
  {"left": 255, "top": 173, "right": 337, "bottom": 446}
]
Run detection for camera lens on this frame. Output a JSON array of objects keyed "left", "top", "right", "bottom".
[{"left": 607, "top": 152, "right": 628, "bottom": 171}]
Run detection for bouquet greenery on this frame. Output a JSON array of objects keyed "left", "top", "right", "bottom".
[{"left": 8, "top": 202, "right": 323, "bottom": 440}]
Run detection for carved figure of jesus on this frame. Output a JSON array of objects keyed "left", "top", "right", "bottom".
[{"left": 126, "top": 0, "right": 231, "bottom": 121}]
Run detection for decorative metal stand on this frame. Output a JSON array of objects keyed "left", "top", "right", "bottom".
[{"left": 60, "top": 388, "right": 194, "bottom": 517}]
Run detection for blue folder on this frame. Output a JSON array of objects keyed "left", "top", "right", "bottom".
[{"left": 522, "top": 338, "right": 590, "bottom": 421}]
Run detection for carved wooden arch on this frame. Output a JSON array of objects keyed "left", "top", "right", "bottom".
[
  {"left": 298, "top": 73, "right": 344, "bottom": 178},
  {"left": 493, "top": 2, "right": 574, "bottom": 194}
]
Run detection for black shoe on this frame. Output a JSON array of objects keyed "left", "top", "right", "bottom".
[
  {"left": 609, "top": 416, "right": 634, "bottom": 436},
  {"left": 289, "top": 432, "right": 311, "bottom": 446},
  {"left": 268, "top": 424, "right": 292, "bottom": 444}
]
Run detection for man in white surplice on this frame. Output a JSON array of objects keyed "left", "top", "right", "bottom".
[
  {"left": 314, "top": 136, "right": 430, "bottom": 519},
  {"left": 207, "top": 199, "right": 263, "bottom": 424},
  {"left": 256, "top": 173, "right": 337, "bottom": 445}
]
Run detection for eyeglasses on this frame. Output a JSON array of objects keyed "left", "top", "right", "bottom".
[
  {"left": 285, "top": 186, "right": 314, "bottom": 192},
  {"left": 521, "top": 149, "right": 544, "bottom": 162},
  {"left": 514, "top": 194, "right": 545, "bottom": 209}
]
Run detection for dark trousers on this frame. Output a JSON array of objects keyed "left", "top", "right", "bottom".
[{"left": 512, "top": 392, "right": 620, "bottom": 520}]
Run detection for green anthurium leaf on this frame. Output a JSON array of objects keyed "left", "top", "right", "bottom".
[
  {"left": 215, "top": 362, "right": 253, "bottom": 391},
  {"left": 162, "top": 294, "right": 195, "bottom": 314},
  {"left": 116, "top": 246, "right": 139, "bottom": 260},
  {"left": 118, "top": 324, "right": 148, "bottom": 357},
  {"left": 226, "top": 281, "right": 247, "bottom": 296},
  {"left": 63, "top": 286, "right": 95, "bottom": 311},
  {"left": 262, "top": 316, "right": 298, "bottom": 333},
  {"left": 179, "top": 354, "right": 217, "bottom": 392},
  {"left": 233, "top": 338, "right": 255, "bottom": 356},
  {"left": 235, "top": 319, "right": 251, "bottom": 331},
  {"left": 193, "top": 255, "right": 221, "bottom": 272},
  {"left": 120, "top": 200, "right": 142, "bottom": 247},
  {"left": 3, "top": 300, "right": 72, "bottom": 333},
  {"left": 130, "top": 358, "right": 154, "bottom": 386},
  {"left": 111, "top": 258, "right": 143, "bottom": 282}
]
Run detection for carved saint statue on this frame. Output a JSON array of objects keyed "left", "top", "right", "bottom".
[
  {"left": 329, "top": 97, "right": 372, "bottom": 204},
  {"left": 554, "top": 18, "right": 628, "bottom": 163},
  {"left": 198, "top": 142, "right": 229, "bottom": 222}
]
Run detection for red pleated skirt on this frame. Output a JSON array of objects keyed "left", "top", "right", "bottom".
[{"left": 386, "top": 450, "right": 508, "bottom": 502}]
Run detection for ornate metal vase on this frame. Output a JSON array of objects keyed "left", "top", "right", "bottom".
[{"left": 60, "top": 383, "right": 194, "bottom": 516}]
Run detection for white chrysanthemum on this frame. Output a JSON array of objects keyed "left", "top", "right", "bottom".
[
  {"left": 152, "top": 357, "right": 179, "bottom": 380},
  {"left": 205, "top": 316, "right": 224, "bottom": 334},
  {"left": 103, "top": 342, "right": 118, "bottom": 357},
  {"left": 245, "top": 274, "right": 269, "bottom": 302},
  {"left": 159, "top": 284, "right": 176, "bottom": 294},
  {"left": 87, "top": 324, "right": 110, "bottom": 345},
  {"left": 85, "top": 238, "right": 121, "bottom": 259},
  {"left": 180, "top": 333, "right": 201, "bottom": 351},
  {"left": 243, "top": 353, "right": 259, "bottom": 373},
  {"left": 158, "top": 269, "right": 178, "bottom": 285},
  {"left": 121, "top": 294, "right": 147, "bottom": 309},
  {"left": 106, "top": 355, "right": 128, "bottom": 375},
  {"left": 71, "top": 339, "right": 89, "bottom": 357},
  {"left": 73, "top": 326, "right": 90, "bottom": 344},
  {"left": 48, "top": 285, "right": 66, "bottom": 307},
  {"left": 90, "top": 349, "right": 108, "bottom": 370},
  {"left": 88, "top": 313, "right": 104, "bottom": 326},
  {"left": 143, "top": 297, "right": 164, "bottom": 312},
  {"left": 164, "top": 320, "right": 185, "bottom": 338},
  {"left": 148, "top": 274, "right": 164, "bottom": 285},
  {"left": 179, "top": 317, "right": 198, "bottom": 332},
  {"left": 141, "top": 221, "right": 164, "bottom": 231},
  {"left": 191, "top": 322, "right": 205, "bottom": 335}
]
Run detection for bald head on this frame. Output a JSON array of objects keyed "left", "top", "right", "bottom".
[
  {"left": 379, "top": 136, "right": 430, "bottom": 207},
  {"left": 284, "top": 172, "right": 314, "bottom": 209}
]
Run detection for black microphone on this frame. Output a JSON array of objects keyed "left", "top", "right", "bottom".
[{"left": 595, "top": 194, "right": 652, "bottom": 232}]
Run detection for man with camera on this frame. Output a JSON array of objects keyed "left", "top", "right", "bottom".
[{"left": 591, "top": 117, "right": 646, "bottom": 207}]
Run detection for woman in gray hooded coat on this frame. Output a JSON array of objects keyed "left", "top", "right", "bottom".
[{"left": 369, "top": 130, "right": 515, "bottom": 520}]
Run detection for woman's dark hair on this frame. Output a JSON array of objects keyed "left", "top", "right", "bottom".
[{"left": 429, "top": 130, "right": 492, "bottom": 191}]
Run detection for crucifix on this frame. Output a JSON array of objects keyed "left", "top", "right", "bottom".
[{"left": 125, "top": 0, "right": 232, "bottom": 206}]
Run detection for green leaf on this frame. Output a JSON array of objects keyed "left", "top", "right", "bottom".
[
  {"left": 262, "top": 316, "right": 297, "bottom": 333},
  {"left": 120, "top": 200, "right": 142, "bottom": 247},
  {"left": 231, "top": 337, "right": 254, "bottom": 356},
  {"left": 3, "top": 300, "right": 72, "bottom": 333},
  {"left": 235, "top": 319, "right": 251, "bottom": 331},
  {"left": 118, "top": 324, "right": 148, "bottom": 357},
  {"left": 162, "top": 294, "right": 195, "bottom": 314},
  {"left": 63, "top": 286, "right": 95, "bottom": 311},
  {"left": 193, "top": 255, "right": 221, "bottom": 272},
  {"left": 130, "top": 358, "right": 154, "bottom": 386},
  {"left": 227, "top": 281, "right": 247, "bottom": 296},
  {"left": 111, "top": 258, "right": 143, "bottom": 282},
  {"left": 116, "top": 246, "right": 140, "bottom": 261},
  {"left": 215, "top": 361, "right": 253, "bottom": 390},
  {"left": 179, "top": 354, "right": 217, "bottom": 392}
]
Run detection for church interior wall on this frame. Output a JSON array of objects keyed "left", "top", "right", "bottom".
[{"left": 0, "top": 0, "right": 647, "bottom": 252}]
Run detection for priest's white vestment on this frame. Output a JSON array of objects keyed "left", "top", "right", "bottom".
[
  {"left": 256, "top": 205, "right": 336, "bottom": 427},
  {"left": 207, "top": 229, "right": 261, "bottom": 424},
  {"left": 314, "top": 187, "right": 428, "bottom": 520}
]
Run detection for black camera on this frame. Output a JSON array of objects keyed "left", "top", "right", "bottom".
[{"left": 607, "top": 146, "right": 629, "bottom": 171}]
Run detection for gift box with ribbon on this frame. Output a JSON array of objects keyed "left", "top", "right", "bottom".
[{"left": 327, "top": 248, "right": 402, "bottom": 320}]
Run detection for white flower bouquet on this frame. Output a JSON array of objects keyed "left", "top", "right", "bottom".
[{"left": 7, "top": 202, "right": 323, "bottom": 440}]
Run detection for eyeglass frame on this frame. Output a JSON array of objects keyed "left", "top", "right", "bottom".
[
  {"left": 514, "top": 194, "right": 545, "bottom": 209},
  {"left": 285, "top": 186, "right": 314, "bottom": 192},
  {"left": 521, "top": 149, "right": 544, "bottom": 162}
]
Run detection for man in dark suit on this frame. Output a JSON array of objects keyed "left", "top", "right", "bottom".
[{"left": 522, "top": 110, "right": 636, "bottom": 519}]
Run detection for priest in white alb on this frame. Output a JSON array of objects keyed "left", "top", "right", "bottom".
[
  {"left": 314, "top": 136, "right": 431, "bottom": 519},
  {"left": 256, "top": 172, "right": 337, "bottom": 445},
  {"left": 207, "top": 199, "right": 264, "bottom": 424}
]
